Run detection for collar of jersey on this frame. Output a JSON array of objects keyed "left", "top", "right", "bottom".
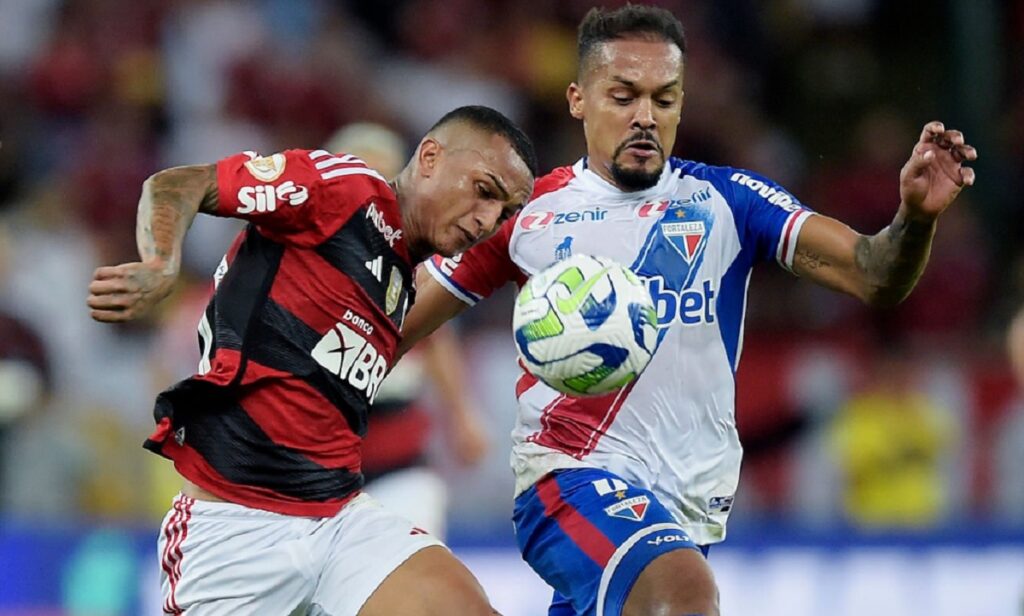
[{"left": 573, "top": 156, "right": 679, "bottom": 202}]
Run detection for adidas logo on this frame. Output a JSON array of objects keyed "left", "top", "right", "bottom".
[{"left": 365, "top": 256, "right": 383, "bottom": 280}]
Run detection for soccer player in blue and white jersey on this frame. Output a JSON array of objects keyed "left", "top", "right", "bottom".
[{"left": 399, "top": 5, "right": 977, "bottom": 616}]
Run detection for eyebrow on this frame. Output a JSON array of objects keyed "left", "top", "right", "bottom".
[
  {"left": 485, "top": 171, "right": 510, "bottom": 201},
  {"left": 609, "top": 76, "right": 680, "bottom": 92}
]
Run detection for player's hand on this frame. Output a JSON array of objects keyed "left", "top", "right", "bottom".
[
  {"left": 449, "top": 406, "right": 489, "bottom": 467},
  {"left": 87, "top": 260, "right": 178, "bottom": 322},
  {"left": 899, "top": 121, "right": 977, "bottom": 221}
]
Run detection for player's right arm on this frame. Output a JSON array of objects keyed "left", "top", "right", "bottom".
[
  {"left": 87, "top": 164, "right": 218, "bottom": 323},
  {"left": 88, "top": 149, "right": 384, "bottom": 323},
  {"left": 398, "top": 214, "right": 526, "bottom": 356}
]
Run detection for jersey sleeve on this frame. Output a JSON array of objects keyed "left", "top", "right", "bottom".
[
  {"left": 214, "top": 149, "right": 391, "bottom": 246},
  {"left": 725, "top": 169, "right": 815, "bottom": 271},
  {"left": 424, "top": 214, "right": 525, "bottom": 306}
]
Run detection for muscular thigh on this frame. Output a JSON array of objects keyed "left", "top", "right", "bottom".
[
  {"left": 312, "top": 494, "right": 490, "bottom": 616},
  {"left": 357, "top": 546, "right": 495, "bottom": 616},
  {"left": 621, "top": 548, "right": 718, "bottom": 616}
]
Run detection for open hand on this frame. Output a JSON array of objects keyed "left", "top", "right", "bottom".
[
  {"left": 87, "top": 261, "right": 178, "bottom": 322},
  {"left": 899, "top": 121, "right": 977, "bottom": 220}
]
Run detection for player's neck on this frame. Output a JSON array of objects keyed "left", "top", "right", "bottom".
[{"left": 391, "top": 173, "right": 429, "bottom": 263}]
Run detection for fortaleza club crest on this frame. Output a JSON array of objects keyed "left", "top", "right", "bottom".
[
  {"left": 661, "top": 218, "right": 706, "bottom": 264},
  {"left": 604, "top": 495, "right": 650, "bottom": 522}
]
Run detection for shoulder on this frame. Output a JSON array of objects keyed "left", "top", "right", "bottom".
[
  {"left": 530, "top": 165, "right": 577, "bottom": 201},
  {"left": 668, "top": 158, "right": 801, "bottom": 209},
  {"left": 667, "top": 157, "right": 739, "bottom": 184}
]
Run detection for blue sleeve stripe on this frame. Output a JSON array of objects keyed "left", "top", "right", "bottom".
[{"left": 424, "top": 259, "right": 481, "bottom": 306}]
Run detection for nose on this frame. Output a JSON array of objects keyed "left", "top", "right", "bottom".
[
  {"left": 474, "top": 202, "right": 504, "bottom": 238},
  {"left": 631, "top": 97, "right": 656, "bottom": 131}
]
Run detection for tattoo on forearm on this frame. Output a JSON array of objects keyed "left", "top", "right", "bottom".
[
  {"left": 796, "top": 248, "right": 831, "bottom": 271},
  {"left": 137, "top": 165, "right": 218, "bottom": 269},
  {"left": 853, "top": 211, "right": 936, "bottom": 306}
]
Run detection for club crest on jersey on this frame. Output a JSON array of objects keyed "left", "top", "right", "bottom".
[
  {"left": 604, "top": 495, "right": 650, "bottom": 522},
  {"left": 661, "top": 219, "right": 706, "bottom": 264},
  {"left": 243, "top": 152, "right": 286, "bottom": 182},
  {"left": 385, "top": 266, "right": 403, "bottom": 315}
]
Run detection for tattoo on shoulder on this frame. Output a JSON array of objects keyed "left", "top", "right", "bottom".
[{"left": 796, "top": 247, "right": 831, "bottom": 270}]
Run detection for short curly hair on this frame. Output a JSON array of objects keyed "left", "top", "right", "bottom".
[{"left": 577, "top": 5, "right": 687, "bottom": 78}]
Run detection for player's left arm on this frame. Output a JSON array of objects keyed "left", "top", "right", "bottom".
[{"left": 793, "top": 121, "right": 977, "bottom": 306}]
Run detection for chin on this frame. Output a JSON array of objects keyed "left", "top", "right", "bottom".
[{"left": 611, "top": 160, "right": 664, "bottom": 191}]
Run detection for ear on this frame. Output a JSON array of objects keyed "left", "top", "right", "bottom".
[
  {"left": 417, "top": 137, "right": 442, "bottom": 178},
  {"left": 567, "top": 82, "right": 585, "bottom": 120}
]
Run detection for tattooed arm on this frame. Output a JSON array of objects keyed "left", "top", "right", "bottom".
[
  {"left": 791, "top": 121, "right": 976, "bottom": 307},
  {"left": 87, "top": 165, "right": 219, "bottom": 322}
]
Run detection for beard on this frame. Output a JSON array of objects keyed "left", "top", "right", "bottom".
[
  {"left": 609, "top": 133, "right": 665, "bottom": 190},
  {"left": 610, "top": 161, "right": 664, "bottom": 190}
]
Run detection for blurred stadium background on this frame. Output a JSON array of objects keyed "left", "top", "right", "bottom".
[{"left": 0, "top": 0, "right": 1022, "bottom": 614}]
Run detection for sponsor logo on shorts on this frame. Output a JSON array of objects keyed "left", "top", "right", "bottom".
[
  {"left": 604, "top": 495, "right": 649, "bottom": 522},
  {"left": 709, "top": 495, "right": 734, "bottom": 513},
  {"left": 591, "top": 478, "right": 628, "bottom": 496},
  {"left": 647, "top": 533, "right": 691, "bottom": 547}
]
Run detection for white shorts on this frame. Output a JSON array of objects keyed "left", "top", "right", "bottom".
[
  {"left": 157, "top": 492, "right": 444, "bottom": 615},
  {"left": 363, "top": 467, "right": 448, "bottom": 539}
]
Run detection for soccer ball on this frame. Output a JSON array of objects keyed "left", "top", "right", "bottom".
[{"left": 512, "top": 254, "right": 658, "bottom": 396}]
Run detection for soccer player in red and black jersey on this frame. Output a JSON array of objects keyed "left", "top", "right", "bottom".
[{"left": 86, "top": 106, "right": 536, "bottom": 616}]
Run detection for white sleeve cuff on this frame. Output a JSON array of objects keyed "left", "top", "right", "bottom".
[
  {"left": 776, "top": 210, "right": 814, "bottom": 272},
  {"left": 424, "top": 259, "right": 482, "bottom": 306}
]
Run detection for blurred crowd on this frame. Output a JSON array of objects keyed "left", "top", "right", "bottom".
[{"left": 0, "top": 0, "right": 1022, "bottom": 534}]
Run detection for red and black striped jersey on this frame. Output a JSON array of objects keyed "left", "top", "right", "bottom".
[{"left": 144, "top": 149, "right": 414, "bottom": 517}]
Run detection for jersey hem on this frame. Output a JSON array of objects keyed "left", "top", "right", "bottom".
[{"left": 171, "top": 452, "right": 361, "bottom": 518}]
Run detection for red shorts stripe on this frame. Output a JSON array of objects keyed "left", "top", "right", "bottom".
[
  {"left": 161, "top": 496, "right": 193, "bottom": 615},
  {"left": 160, "top": 503, "right": 182, "bottom": 614},
  {"left": 536, "top": 474, "right": 616, "bottom": 567},
  {"left": 169, "top": 497, "right": 193, "bottom": 614}
]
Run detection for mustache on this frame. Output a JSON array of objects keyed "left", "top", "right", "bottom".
[{"left": 614, "top": 131, "right": 664, "bottom": 158}]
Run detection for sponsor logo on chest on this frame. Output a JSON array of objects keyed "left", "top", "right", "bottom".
[
  {"left": 366, "top": 201, "right": 403, "bottom": 247},
  {"left": 236, "top": 181, "right": 308, "bottom": 213},
  {"left": 519, "top": 207, "right": 607, "bottom": 231},
  {"left": 311, "top": 310, "right": 389, "bottom": 402}
]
